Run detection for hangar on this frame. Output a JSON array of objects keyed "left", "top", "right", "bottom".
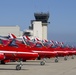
[{"left": 0, "top": 25, "right": 22, "bottom": 37}]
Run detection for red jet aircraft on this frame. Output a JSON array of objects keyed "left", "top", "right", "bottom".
[
  {"left": 17, "top": 36, "right": 58, "bottom": 64},
  {"left": 0, "top": 38, "right": 38, "bottom": 70},
  {"left": 43, "top": 40, "right": 76, "bottom": 61}
]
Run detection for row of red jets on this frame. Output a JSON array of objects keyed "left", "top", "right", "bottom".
[{"left": 0, "top": 34, "right": 76, "bottom": 70}]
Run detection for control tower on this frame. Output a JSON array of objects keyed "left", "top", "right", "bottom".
[{"left": 34, "top": 12, "right": 49, "bottom": 40}]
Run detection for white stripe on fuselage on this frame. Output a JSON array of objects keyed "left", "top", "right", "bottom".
[
  {"left": 0, "top": 50, "right": 37, "bottom": 54},
  {"left": 33, "top": 51, "right": 57, "bottom": 53},
  {"left": 54, "top": 51, "right": 68, "bottom": 53}
]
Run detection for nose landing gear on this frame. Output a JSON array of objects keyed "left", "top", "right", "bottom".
[
  {"left": 55, "top": 57, "right": 58, "bottom": 63},
  {"left": 64, "top": 56, "right": 67, "bottom": 61},
  {"left": 40, "top": 58, "right": 46, "bottom": 65},
  {"left": 16, "top": 60, "right": 23, "bottom": 70}
]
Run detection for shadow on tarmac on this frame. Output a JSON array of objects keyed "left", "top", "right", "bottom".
[{"left": 0, "top": 68, "right": 28, "bottom": 70}]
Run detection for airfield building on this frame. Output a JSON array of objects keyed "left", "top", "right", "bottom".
[
  {"left": 23, "top": 12, "right": 50, "bottom": 40},
  {"left": 0, "top": 12, "right": 49, "bottom": 40},
  {"left": 0, "top": 25, "right": 22, "bottom": 37}
]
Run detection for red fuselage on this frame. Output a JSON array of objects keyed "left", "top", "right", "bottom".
[
  {"left": 0, "top": 39, "right": 38, "bottom": 61},
  {"left": 22, "top": 41, "right": 58, "bottom": 59}
]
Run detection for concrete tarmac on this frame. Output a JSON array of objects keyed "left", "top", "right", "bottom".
[{"left": 0, "top": 56, "right": 76, "bottom": 75}]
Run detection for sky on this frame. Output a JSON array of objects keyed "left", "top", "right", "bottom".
[{"left": 0, "top": 0, "right": 76, "bottom": 45}]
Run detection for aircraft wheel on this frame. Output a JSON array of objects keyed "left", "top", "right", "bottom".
[
  {"left": 16, "top": 64, "right": 22, "bottom": 70},
  {"left": 55, "top": 59, "right": 58, "bottom": 63},
  {"left": 40, "top": 61, "right": 45, "bottom": 65},
  {"left": 64, "top": 57, "right": 67, "bottom": 61},
  {"left": 71, "top": 56, "right": 74, "bottom": 59}
]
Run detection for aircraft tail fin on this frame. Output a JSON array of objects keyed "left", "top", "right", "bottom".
[
  {"left": 24, "top": 36, "right": 30, "bottom": 40},
  {"left": 8, "top": 33, "right": 16, "bottom": 39}
]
